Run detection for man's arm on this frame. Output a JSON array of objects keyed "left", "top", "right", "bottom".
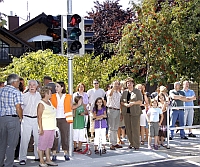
[{"left": 16, "top": 103, "right": 23, "bottom": 119}]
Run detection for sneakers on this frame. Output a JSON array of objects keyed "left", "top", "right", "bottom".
[
  {"left": 181, "top": 136, "right": 188, "bottom": 139},
  {"left": 188, "top": 133, "right": 196, "bottom": 137},
  {"left": 52, "top": 155, "right": 57, "bottom": 161},
  {"left": 64, "top": 154, "right": 70, "bottom": 161},
  {"left": 19, "top": 160, "right": 26, "bottom": 165}
]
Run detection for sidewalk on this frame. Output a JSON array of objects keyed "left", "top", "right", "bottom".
[{"left": 14, "top": 129, "right": 200, "bottom": 167}]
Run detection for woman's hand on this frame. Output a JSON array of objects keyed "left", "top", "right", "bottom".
[{"left": 39, "top": 128, "right": 44, "bottom": 135}]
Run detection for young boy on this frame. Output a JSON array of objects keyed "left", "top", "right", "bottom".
[{"left": 146, "top": 99, "right": 163, "bottom": 150}]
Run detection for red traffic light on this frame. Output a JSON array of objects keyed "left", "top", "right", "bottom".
[
  {"left": 47, "top": 15, "right": 61, "bottom": 27},
  {"left": 70, "top": 14, "right": 81, "bottom": 26}
]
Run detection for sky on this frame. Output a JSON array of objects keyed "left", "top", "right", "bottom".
[{"left": 1, "top": 0, "right": 135, "bottom": 26}]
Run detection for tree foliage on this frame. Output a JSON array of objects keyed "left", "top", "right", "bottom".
[
  {"left": 117, "top": 0, "right": 200, "bottom": 85},
  {"left": 86, "top": 0, "right": 134, "bottom": 58},
  {"left": 0, "top": 0, "right": 7, "bottom": 27},
  {"left": 0, "top": 50, "right": 129, "bottom": 90}
]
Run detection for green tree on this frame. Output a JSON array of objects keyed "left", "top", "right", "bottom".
[
  {"left": 118, "top": 0, "right": 200, "bottom": 85},
  {"left": 0, "top": 49, "right": 129, "bottom": 90},
  {"left": 0, "top": 0, "right": 7, "bottom": 27}
]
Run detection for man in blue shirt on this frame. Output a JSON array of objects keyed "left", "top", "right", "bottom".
[
  {"left": 183, "top": 81, "right": 196, "bottom": 137},
  {"left": 169, "top": 82, "right": 188, "bottom": 140},
  {"left": 0, "top": 74, "right": 23, "bottom": 167}
]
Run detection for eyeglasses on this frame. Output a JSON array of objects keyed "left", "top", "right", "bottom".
[{"left": 93, "top": 83, "right": 99, "bottom": 84}]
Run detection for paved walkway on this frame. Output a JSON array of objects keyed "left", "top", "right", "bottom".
[{"left": 14, "top": 129, "right": 200, "bottom": 167}]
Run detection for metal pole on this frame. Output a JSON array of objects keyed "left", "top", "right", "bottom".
[
  {"left": 68, "top": 55, "right": 73, "bottom": 157},
  {"left": 67, "top": 0, "right": 72, "bottom": 14},
  {"left": 67, "top": 0, "right": 73, "bottom": 157},
  {"left": 166, "top": 106, "right": 170, "bottom": 149},
  {"left": 61, "top": 15, "right": 64, "bottom": 55}
]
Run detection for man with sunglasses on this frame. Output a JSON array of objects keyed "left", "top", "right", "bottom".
[{"left": 87, "top": 79, "right": 105, "bottom": 141}]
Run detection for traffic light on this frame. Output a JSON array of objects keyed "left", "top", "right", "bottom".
[
  {"left": 66, "top": 14, "right": 83, "bottom": 54},
  {"left": 46, "top": 15, "right": 62, "bottom": 54},
  {"left": 83, "top": 19, "right": 94, "bottom": 54}
]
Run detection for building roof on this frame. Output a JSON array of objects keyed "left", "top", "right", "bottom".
[
  {"left": 0, "top": 27, "right": 35, "bottom": 50},
  {"left": 12, "top": 12, "right": 48, "bottom": 34}
]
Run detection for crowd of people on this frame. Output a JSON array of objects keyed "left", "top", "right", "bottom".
[{"left": 0, "top": 74, "right": 197, "bottom": 167}]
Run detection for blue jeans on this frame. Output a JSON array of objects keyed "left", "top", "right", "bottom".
[{"left": 170, "top": 109, "right": 185, "bottom": 138}]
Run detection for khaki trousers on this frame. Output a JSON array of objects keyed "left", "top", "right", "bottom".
[{"left": 123, "top": 114, "right": 140, "bottom": 148}]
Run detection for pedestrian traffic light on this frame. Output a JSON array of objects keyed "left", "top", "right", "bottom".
[
  {"left": 66, "top": 14, "right": 83, "bottom": 54},
  {"left": 46, "top": 15, "right": 62, "bottom": 54},
  {"left": 83, "top": 19, "right": 94, "bottom": 54}
]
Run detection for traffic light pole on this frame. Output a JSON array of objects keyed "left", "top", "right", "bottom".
[
  {"left": 67, "top": 53, "right": 73, "bottom": 157},
  {"left": 67, "top": 0, "right": 73, "bottom": 157}
]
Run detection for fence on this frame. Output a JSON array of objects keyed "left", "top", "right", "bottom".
[{"left": 166, "top": 105, "right": 200, "bottom": 149}]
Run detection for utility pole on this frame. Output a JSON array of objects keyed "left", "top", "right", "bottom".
[{"left": 67, "top": 0, "right": 73, "bottom": 157}]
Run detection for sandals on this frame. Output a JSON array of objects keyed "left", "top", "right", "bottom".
[
  {"left": 95, "top": 150, "right": 99, "bottom": 154},
  {"left": 141, "top": 140, "right": 144, "bottom": 145}
]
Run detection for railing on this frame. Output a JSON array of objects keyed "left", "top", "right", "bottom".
[
  {"left": 0, "top": 47, "right": 31, "bottom": 65},
  {"left": 166, "top": 105, "right": 200, "bottom": 148}
]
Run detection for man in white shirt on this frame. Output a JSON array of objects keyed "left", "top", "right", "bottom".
[
  {"left": 87, "top": 79, "right": 105, "bottom": 140},
  {"left": 19, "top": 80, "right": 41, "bottom": 165},
  {"left": 107, "top": 81, "right": 122, "bottom": 150}
]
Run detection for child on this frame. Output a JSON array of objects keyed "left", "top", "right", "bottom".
[
  {"left": 158, "top": 93, "right": 168, "bottom": 147},
  {"left": 93, "top": 97, "right": 107, "bottom": 154},
  {"left": 146, "top": 99, "right": 163, "bottom": 150},
  {"left": 73, "top": 96, "right": 88, "bottom": 152}
]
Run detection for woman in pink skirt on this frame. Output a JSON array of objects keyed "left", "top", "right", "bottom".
[{"left": 37, "top": 86, "right": 57, "bottom": 167}]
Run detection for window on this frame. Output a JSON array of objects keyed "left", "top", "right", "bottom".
[{"left": 0, "top": 39, "right": 9, "bottom": 59}]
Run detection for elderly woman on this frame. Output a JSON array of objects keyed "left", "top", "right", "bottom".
[
  {"left": 37, "top": 86, "right": 57, "bottom": 167},
  {"left": 120, "top": 77, "right": 143, "bottom": 150}
]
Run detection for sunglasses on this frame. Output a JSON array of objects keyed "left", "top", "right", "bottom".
[{"left": 93, "top": 83, "right": 99, "bottom": 84}]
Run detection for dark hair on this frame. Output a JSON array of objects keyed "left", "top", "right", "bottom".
[
  {"left": 74, "top": 95, "right": 82, "bottom": 104},
  {"left": 158, "top": 93, "right": 166, "bottom": 101},
  {"left": 19, "top": 82, "right": 24, "bottom": 92},
  {"left": 43, "top": 76, "right": 52, "bottom": 81},
  {"left": 56, "top": 81, "right": 66, "bottom": 93},
  {"left": 94, "top": 97, "right": 104, "bottom": 115}
]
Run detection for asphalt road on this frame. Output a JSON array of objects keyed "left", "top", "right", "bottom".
[{"left": 122, "top": 159, "right": 200, "bottom": 167}]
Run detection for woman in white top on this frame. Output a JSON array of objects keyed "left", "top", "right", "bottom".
[{"left": 51, "top": 82, "right": 70, "bottom": 161}]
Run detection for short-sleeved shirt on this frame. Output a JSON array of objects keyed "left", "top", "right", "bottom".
[
  {"left": 87, "top": 88, "right": 105, "bottom": 110},
  {"left": 183, "top": 89, "right": 195, "bottom": 106},
  {"left": 73, "top": 92, "right": 89, "bottom": 105},
  {"left": 0, "top": 85, "right": 23, "bottom": 116},
  {"left": 147, "top": 107, "right": 162, "bottom": 122},
  {"left": 93, "top": 107, "right": 107, "bottom": 129},
  {"left": 73, "top": 105, "right": 85, "bottom": 129},
  {"left": 169, "top": 89, "right": 185, "bottom": 107}
]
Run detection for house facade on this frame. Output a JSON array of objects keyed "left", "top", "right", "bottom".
[{"left": 0, "top": 13, "right": 49, "bottom": 67}]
